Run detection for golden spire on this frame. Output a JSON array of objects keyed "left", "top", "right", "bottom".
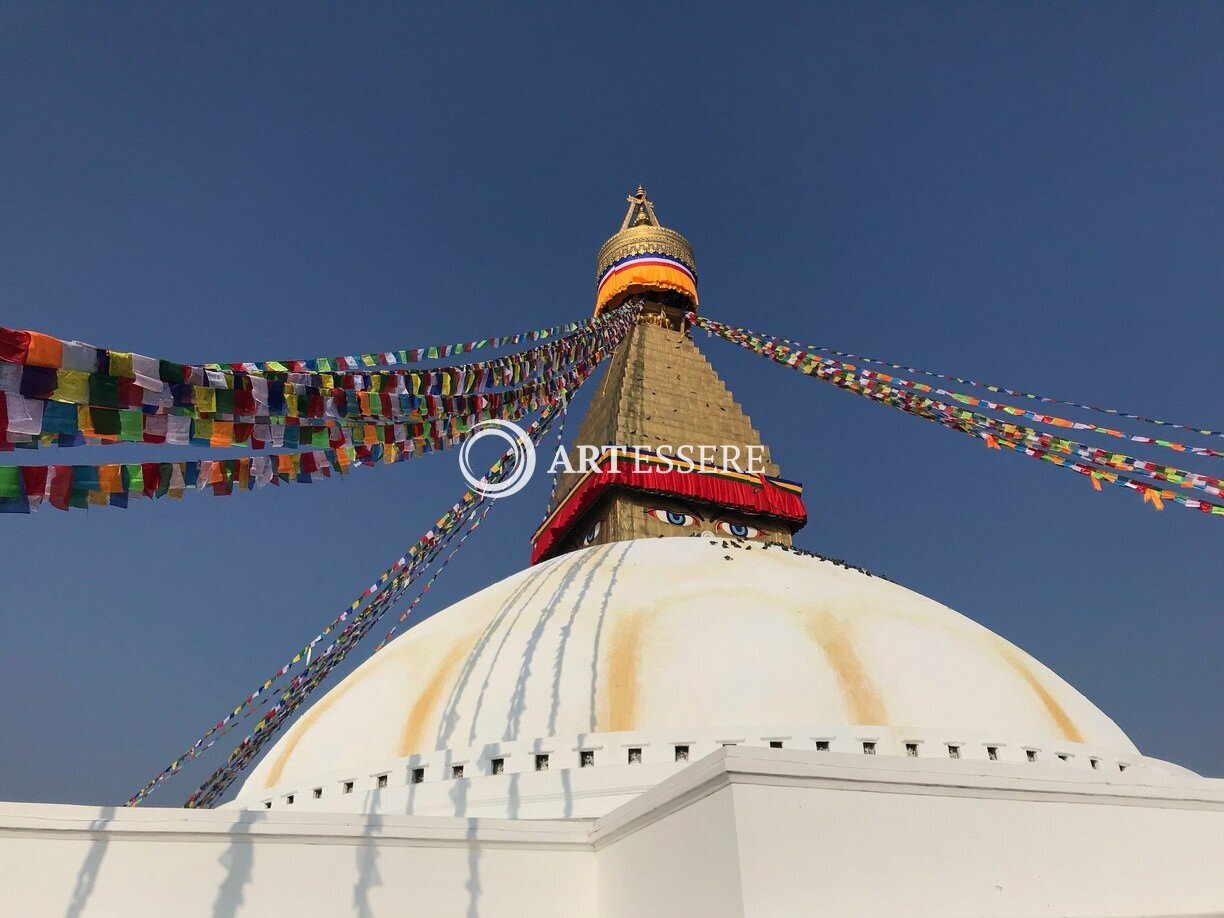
[{"left": 621, "top": 185, "right": 660, "bottom": 230}]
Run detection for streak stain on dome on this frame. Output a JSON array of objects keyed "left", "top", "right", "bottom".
[{"left": 805, "top": 611, "right": 888, "bottom": 726}]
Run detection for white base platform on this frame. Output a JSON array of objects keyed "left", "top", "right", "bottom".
[{"left": 3, "top": 746, "right": 1222, "bottom": 917}]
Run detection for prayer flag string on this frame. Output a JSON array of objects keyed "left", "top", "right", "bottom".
[
  {"left": 705, "top": 320, "right": 1224, "bottom": 462},
  {"left": 126, "top": 307, "right": 634, "bottom": 807},
  {"left": 760, "top": 329, "right": 1224, "bottom": 439},
  {"left": 0, "top": 309, "right": 618, "bottom": 379},
  {"left": 0, "top": 363, "right": 594, "bottom": 513},
  {"left": 692, "top": 313, "right": 1224, "bottom": 518},
  {"left": 0, "top": 305, "right": 636, "bottom": 452},
  {"left": 179, "top": 397, "right": 576, "bottom": 808}
]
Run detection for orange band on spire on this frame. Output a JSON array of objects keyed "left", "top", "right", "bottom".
[{"left": 595, "top": 261, "right": 698, "bottom": 316}]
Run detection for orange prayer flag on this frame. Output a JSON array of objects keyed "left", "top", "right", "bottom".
[
  {"left": 210, "top": 421, "right": 234, "bottom": 448},
  {"left": 25, "top": 331, "right": 63, "bottom": 368},
  {"left": 984, "top": 434, "right": 1000, "bottom": 450},
  {"left": 1090, "top": 475, "right": 1102, "bottom": 491},
  {"left": 99, "top": 464, "right": 123, "bottom": 494}
]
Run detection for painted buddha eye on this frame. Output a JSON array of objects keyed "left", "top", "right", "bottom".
[
  {"left": 716, "top": 520, "right": 761, "bottom": 538},
  {"left": 581, "top": 521, "right": 602, "bottom": 545},
  {"left": 646, "top": 508, "right": 699, "bottom": 527}
]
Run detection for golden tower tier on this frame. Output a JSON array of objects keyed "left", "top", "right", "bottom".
[
  {"left": 594, "top": 186, "right": 699, "bottom": 317},
  {"left": 531, "top": 190, "right": 807, "bottom": 563}
]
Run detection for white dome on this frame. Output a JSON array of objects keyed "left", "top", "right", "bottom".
[{"left": 240, "top": 538, "right": 1137, "bottom": 804}]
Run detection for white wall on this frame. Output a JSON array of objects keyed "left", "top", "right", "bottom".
[
  {"left": 730, "top": 781, "right": 1224, "bottom": 917},
  {"left": 591, "top": 747, "right": 1224, "bottom": 918},
  {"left": 2, "top": 748, "right": 1222, "bottom": 917},
  {"left": 0, "top": 803, "right": 595, "bottom": 918},
  {"left": 596, "top": 785, "right": 744, "bottom": 917}
]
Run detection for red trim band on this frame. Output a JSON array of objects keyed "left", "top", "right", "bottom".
[{"left": 530, "top": 448, "right": 807, "bottom": 564}]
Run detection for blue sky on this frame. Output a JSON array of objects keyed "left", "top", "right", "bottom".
[{"left": 0, "top": 3, "right": 1220, "bottom": 803}]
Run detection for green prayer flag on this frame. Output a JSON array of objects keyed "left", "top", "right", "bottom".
[
  {"left": 119, "top": 410, "right": 143, "bottom": 442},
  {"left": 156, "top": 463, "right": 172, "bottom": 497},
  {"left": 91, "top": 407, "right": 121, "bottom": 437},
  {"left": 0, "top": 466, "right": 20, "bottom": 498},
  {"left": 89, "top": 374, "right": 120, "bottom": 409}
]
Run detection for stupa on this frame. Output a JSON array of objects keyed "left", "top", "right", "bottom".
[{"left": 3, "top": 191, "right": 1221, "bottom": 917}]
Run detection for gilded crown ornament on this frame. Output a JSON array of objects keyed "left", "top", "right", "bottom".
[
  {"left": 595, "top": 186, "right": 697, "bottom": 281},
  {"left": 594, "top": 187, "right": 699, "bottom": 316}
]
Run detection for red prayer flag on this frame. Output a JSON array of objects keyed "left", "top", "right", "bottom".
[
  {"left": 117, "top": 377, "right": 143, "bottom": 409},
  {"left": 234, "top": 389, "right": 255, "bottom": 416},
  {"left": 0, "top": 326, "right": 30, "bottom": 364},
  {"left": 48, "top": 466, "right": 72, "bottom": 511},
  {"left": 141, "top": 462, "right": 161, "bottom": 497},
  {"left": 20, "top": 466, "right": 48, "bottom": 500}
]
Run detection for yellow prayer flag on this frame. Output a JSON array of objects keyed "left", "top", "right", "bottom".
[
  {"left": 53, "top": 369, "right": 90, "bottom": 405},
  {"left": 194, "top": 386, "right": 216, "bottom": 414},
  {"left": 109, "top": 351, "right": 134, "bottom": 378}
]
